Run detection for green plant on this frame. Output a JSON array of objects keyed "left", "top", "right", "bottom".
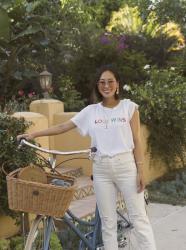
[
  {"left": 6, "top": 233, "right": 62, "bottom": 250},
  {"left": 69, "top": 30, "right": 148, "bottom": 102},
  {"left": 0, "top": 113, "right": 39, "bottom": 217},
  {"left": 0, "top": 0, "right": 96, "bottom": 106},
  {"left": 0, "top": 91, "right": 39, "bottom": 114},
  {"left": 9, "top": 236, "right": 24, "bottom": 250},
  {"left": 0, "top": 238, "right": 10, "bottom": 250},
  {"left": 0, "top": 0, "right": 44, "bottom": 104},
  {"left": 55, "top": 75, "right": 85, "bottom": 111},
  {"left": 148, "top": 168, "right": 186, "bottom": 205},
  {"left": 106, "top": 5, "right": 185, "bottom": 67},
  {"left": 125, "top": 67, "right": 186, "bottom": 169},
  {"left": 50, "top": 232, "right": 63, "bottom": 250},
  {"left": 58, "top": 218, "right": 94, "bottom": 249}
]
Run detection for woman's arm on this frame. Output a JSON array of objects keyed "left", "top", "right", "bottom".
[
  {"left": 17, "top": 120, "right": 76, "bottom": 141},
  {"left": 130, "top": 109, "right": 145, "bottom": 192}
]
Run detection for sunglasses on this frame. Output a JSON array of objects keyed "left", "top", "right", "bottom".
[{"left": 97, "top": 79, "right": 117, "bottom": 87}]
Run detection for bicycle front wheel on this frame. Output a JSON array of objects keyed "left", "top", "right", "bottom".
[{"left": 24, "top": 215, "right": 53, "bottom": 250}]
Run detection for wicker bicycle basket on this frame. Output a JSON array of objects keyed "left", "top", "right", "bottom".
[{"left": 6, "top": 168, "right": 76, "bottom": 217}]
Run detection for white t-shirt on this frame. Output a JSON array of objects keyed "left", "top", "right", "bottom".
[{"left": 71, "top": 99, "right": 138, "bottom": 156}]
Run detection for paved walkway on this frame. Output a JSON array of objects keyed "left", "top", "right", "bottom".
[
  {"left": 122, "top": 203, "right": 186, "bottom": 250},
  {"left": 148, "top": 203, "right": 186, "bottom": 250}
]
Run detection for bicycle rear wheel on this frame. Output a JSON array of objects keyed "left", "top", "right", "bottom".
[{"left": 24, "top": 215, "right": 54, "bottom": 250}]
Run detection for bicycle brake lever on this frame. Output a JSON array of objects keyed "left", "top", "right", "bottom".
[
  {"left": 89, "top": 147, "right": 97, "bottom": 160},
  {"left": 91, "top": 147, "right": 97, "bottom": 153}
]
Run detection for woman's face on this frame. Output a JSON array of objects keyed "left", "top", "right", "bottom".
[{"left": 97, "top": 70, "right": 119, "bottom": 99}]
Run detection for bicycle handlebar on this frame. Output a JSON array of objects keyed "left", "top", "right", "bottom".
[{"left": 19, "top": 139, "right": 97, "bottom": 156}]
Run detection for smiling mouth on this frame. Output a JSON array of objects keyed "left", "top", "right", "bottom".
[{"left": 102, "top": 89, "right": 112, "bottom": 93}]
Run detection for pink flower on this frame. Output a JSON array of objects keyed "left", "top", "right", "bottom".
[
  {"left": 28, "top": 91, "right": 36, "bottom": 98},
  {"left": 28, "top": 92, "right": 33, "bottom": 98},
  {"left": 18, "top": 89, "right": 24, "bottom": 96}
]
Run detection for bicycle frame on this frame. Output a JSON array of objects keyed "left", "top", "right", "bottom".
[
  {"left": 61, "top": 206, "right": 102, "bottom": 250},
  {"left": 34, "top": 207, "right": 101, "bottom": 250}
]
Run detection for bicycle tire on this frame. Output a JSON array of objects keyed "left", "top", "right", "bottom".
[{"left": 24, "top": 215, "right": 50, "bottom": 250}]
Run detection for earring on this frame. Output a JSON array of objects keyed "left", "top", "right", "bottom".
[{"left": 116, "top": 88, "right": 119, "bottom": 95}]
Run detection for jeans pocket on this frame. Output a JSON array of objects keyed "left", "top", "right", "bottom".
[{"left": 115, "top": 153, "right": 135, "bottom": 164}]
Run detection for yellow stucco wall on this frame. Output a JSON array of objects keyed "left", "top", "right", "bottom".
[
  {"left": 140, "top": 124, "right": 166, "bottom": 183},
  {"left": 0, "top": 216, "right": 19, "bottom": 239},
  {"left": 53, "top": 112, "right": 92, "bottom": 176},
  {"left": 12, "top": 111, "right": 49, "bottom": 149},
  {"left": 30, "top": 99, "right": 64, "bottom": 150}
]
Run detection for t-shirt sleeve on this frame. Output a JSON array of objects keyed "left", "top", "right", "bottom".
[
  {"left": 70, "top": 106, "right": 90, "bottom": 136},
  {"left": 127, "top": 99, "right": 139, "bottom": 120}
]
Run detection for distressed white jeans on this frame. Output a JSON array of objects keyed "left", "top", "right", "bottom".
[{"left": 93, "top": 152, "right": 156, "bottom": 250}]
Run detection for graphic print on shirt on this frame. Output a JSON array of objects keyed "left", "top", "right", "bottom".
[
  {"left": 94, "top": 116, "right": 126, "bottom": 129},
  {"left": 93, "top": 101, "right": 128, "bottom": 129}
]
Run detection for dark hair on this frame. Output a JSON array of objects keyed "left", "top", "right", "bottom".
[{"left": 92, "top": 64, "right": 121, "bottom": 103}]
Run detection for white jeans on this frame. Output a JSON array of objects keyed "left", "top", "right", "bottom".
[{"left": 93, "top": 152, "right": 156, "bottom": 250}]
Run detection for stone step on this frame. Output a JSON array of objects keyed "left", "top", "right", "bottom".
[
  {"left": 73, "top": 175, "right": 94, "bottom": 201},
  {"left": 69, "top": 194, "right": 96, "bottom": 219},
  {"left": 57, "top": 165, "right": 83, "bottom": 178}
]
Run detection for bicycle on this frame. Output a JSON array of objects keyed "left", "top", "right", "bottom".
[{"left": 7, "top": 139, "right": 135, "bottom": 250}]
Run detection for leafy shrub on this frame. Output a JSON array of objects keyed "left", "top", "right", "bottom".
[
  {"left": 58, "top": 221, "right": 92, "bottom": 250},
  {"left": 1, "top": 233, "right": 62, "bottom": 250},
  {"left": 0, "top": 238, "right": 10, "bottom": 250},
  {"left": 69, "top": 31, "right": 148, "bottom": 102},
  {"left": 55, "top": 75, "right": 85, "bottom": 111},
  {"left": 0, "top": 113, "right": 39, "bottom": 217},
  {"left": 1, "top": 91, "right": 39, "bottom": 114},
  {"left": 106, "top": 5, "right": 185, "bottom": 67},
  {"left": 148, "top": 168, "right": 186, "bottom": 205},
  {"left": 125, "top": 67, "right": 186, "bottom": 169},
  {"left": 9, "top": 236, "right": 24, "bottom": 250},
  {"left": 50, "top": 232, "right": 63, "bottom": 250}
]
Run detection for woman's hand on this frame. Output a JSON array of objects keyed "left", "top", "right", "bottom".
[
  {"left": 17, "top": 133, "right": 35, "bottom": 142},
  {"left": 137, "top": 171, "right": 146, "bottom": 193}
]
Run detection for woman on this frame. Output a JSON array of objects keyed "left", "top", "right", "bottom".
[{"left": 17, "top": 65, "right": 156, "bottom": 250}]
